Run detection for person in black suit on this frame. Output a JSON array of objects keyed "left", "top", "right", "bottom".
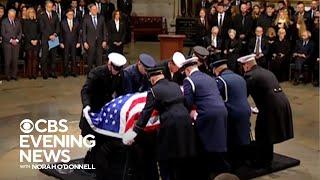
[
  {"left": 223, "top": 29, "right": 242, "bottom": 73},
  {"left": 79, "top": 0, "right": 88, "bottom": 18},
  {"left": 248, "top": 26, "right": 269, "bottom": 68},
  {"left": 70, "top": 0, "right": 83, "bottom": 23},
  {"left": 117, "top": 0, "right": 132, "bottom": 42},
  {"left": 117, "top": 0, "right": 132, "bottom": 16},
  {"left": 107, "top": 10, "right": 126, "bottom": 54},
  {"left": 292, "top": 30, "right": 314, "bottom": 85},
  {"left": 60, "top": 9, "right": 81, "bottom": 77},
  {"left": 180, "top": 0, "right": 193, "bottom": 17},
  {"left": 101, "top": 0, "right": 115, "bottom": 23},
  {"left": 54, "top": 0, "right": 64, "bottom": 21},
  {"left": 308, "top": 0, "right": 319, "bottom": 21},
  {"left": 211, "top": 3, "right": 232, "bottom": 39},
  {"left": 204, "top": 26, "right": 223, "bottom": 63},
  {"left": 82, "top": 3, "right": 107, "bottom": 72},
  {"left": 39, "top": 1, "right": 60, "bottom": 79},
  {"left": 256, "top": 4, "right": 275, "bottom": 34},
  {"left": 23, "top": 7, "right": 40, "bottom": 79},
  {"left": 195, "top": 0, "right": 212, "bottom": 16},
  {"left": 294, "top": 1, "right": 312, "bottom": 31},
  {"left": 196, "top": 8, "right": 210, "bottom": 46},
  {"left": 232, "top": 3, "right": 253, "bottom": 54},
  {"left": 270, "top": 28, "right": 291, "bottom": 82},
  {"left": 1, "top": 9, "right": 22, "bottom": 81}
]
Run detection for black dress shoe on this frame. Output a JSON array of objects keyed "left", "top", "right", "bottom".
[
  {"left": 12, "top": 77, "right": 18, "bottom": 81},
  {"left": 6, "top": 77, "right": 11, "bottom": 81},
  {"left": 43, "top": 75, "right": 48, "bottom": 80},
  {"left": 33, "top": 75, "right": 37, "bottom": 79}
]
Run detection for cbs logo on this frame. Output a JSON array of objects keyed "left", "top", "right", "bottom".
[{"left": 20, "top": 119, "right": 68, "bottom": 134}]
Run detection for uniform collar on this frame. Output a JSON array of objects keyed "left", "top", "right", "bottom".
[{"left": 190, "top": 67, "right": 199, "bottom": 76}]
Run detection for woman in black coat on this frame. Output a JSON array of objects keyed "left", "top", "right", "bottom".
[
  {"left": 123, "top": 66, "right": 197, "bottom": 180},
  {"left": 196, "top": 8, "right": 210, "bottom": 46},
  {"left": 23, "top": 7, "right": 40, "bottom": 79},
  {"left": 223, "top": 29, "right": 241, "bottom": 73},
  {"left": 270, "top": 28, "right": 291, "bottom": 82},
  {"left": 107, "top": 10, "right": 126, "bottom": 54}
]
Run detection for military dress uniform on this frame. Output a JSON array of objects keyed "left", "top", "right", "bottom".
[
  {"left": 132, "top": 68, "right": 197, "bottom": 180},
  {"left": 159, "top": 60, "right": 185, "bottom": 85},
  {"left": 80, "top": 53, "right": 128, "bottom": 180},
  {"left": 210, "top": 59, "right": 251, "bottom": 169},
  {"left": 123, "top": 53, "right": 156, "bottom": 93},
  {"left": 244, "top": 64, "right": 294, "bottom": 167},
  {"left": 123, "top": 54, "right": 159, "bottom": 180},
  {"left": 182, "top": 57, "right": 229, "bottom": 176},
  {"left": 193, "top": 46, "right": 211, "bottom": 75}
]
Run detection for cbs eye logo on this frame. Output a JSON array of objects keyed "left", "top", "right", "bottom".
[{"left": 20, "top": 119, "right": 34, "bottom": 134}]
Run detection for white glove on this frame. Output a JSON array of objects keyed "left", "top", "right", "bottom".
[
  {"left": 122, "top": 129, "right": 137, "bottom": 145},
  {"left": 251, "top": 107, "right": 259, "bottom": 114},
  {"left": 82, "top": 105, "right": 91, "bottom": 120},
  {"left": 190, "top": 110, "right": 198, "bottom": 121}
]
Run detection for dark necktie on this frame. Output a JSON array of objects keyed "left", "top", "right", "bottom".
[{"left": 219, "top": 14, "right": 222, "bottom": 27}]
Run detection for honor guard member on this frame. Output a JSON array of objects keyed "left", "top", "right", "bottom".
[
  {"left": 124, "top": 53, "right": 156, "bottom": 93},
  {"left": 124, "top": 53, "right": 159, "bottom": 180},
  {"left": 210, "top": 59, "right": 251, "bottom": 170},
  {"left": 238, "top": 54, "right": 294, "bottom": 168},
  {"left": 181, "top": 56, "right": 229, "bottom": 178},
  {"left": 160, "top": 51, "right": 186, "bottom": 85},
  {"left": 193, "top": 46, "right": 210, "bottom": 75},
  {"left": 80, "top": 52, "right": 127, "bottom": 180},
  {"left": 123, "top": 65, "right": 197, "bottom": 180}
]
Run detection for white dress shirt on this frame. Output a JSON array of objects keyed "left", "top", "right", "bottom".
[
  {"left": 254, "top": 36, "right": 262, "bottom": 54},
  {"left": 218, "top": 12, "right": 225, "bottom": 27},
  {"left": 211, "top": 35, "right": 217, "bottom": 47},
  {"left": 115, "top": 20, "right": 120, "bottom": 32},
  {"left": 67, "top": 19, "right": 73, "bottom": 31}
]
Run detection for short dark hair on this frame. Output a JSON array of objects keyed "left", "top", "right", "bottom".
[
  {"left": 87, "top": 3, "right": 96, "bottom": 10},
  {"left": 65, "top": 8, "right": 74, "bottom": 14},
  {"left": 266, "top": 4, "right": 275, "bottom": 8},
  {"left": 297, "top": 1, "right": 304, "bottom": 5},
  {"left": 217, "top": 2, "right": 224, "bottom": 7}
]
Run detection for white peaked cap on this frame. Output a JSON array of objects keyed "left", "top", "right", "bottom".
[
  {"left": 108, "top": 53, "right": 127, "bottom": 67},
  {"left": 237, "top": 54, "right": 256, "bottom": 64},
  {"left": 172, "top": 52, "right": 186, "bottom": 68},
  {"left": 180, "top": 56, "right": 199, "bottom": 68}
]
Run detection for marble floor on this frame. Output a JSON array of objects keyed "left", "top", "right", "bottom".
[{"left": 0, "top": 42, "right": 319, "bottom": 180}]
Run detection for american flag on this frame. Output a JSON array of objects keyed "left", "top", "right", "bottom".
[{"left": 86, "top": 92, "right": 160, "bottom": 139}]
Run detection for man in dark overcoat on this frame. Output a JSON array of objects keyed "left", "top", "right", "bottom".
[{"left": 238, "top": 54, "right": 294, "bottom": 168}]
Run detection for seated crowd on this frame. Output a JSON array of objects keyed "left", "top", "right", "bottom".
[{"left": 195, "top": 0, "right": 319, "bottom": 86}]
